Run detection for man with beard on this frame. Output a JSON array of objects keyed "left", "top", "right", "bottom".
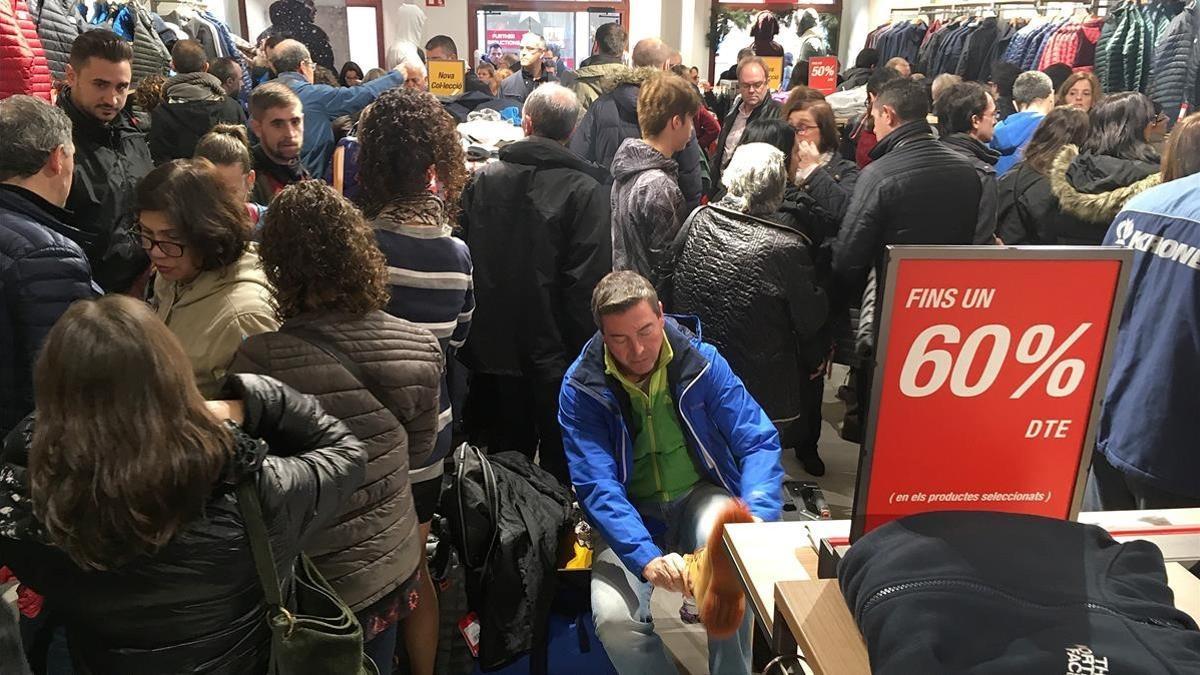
[{"left": 247, "top": 82, "right": 308, "bottom": 204}]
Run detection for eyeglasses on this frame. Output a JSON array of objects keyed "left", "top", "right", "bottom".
[
  {"left": 132, "top": 227, "right": 186, "bottom": 258},
  {"left": 738, "top": 80, "right": 767, "bottom": 91},
  {"left": 791, "top": 123, "right": 818, "bottom": 134}
]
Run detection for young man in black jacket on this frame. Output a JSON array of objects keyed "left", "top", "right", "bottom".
[
  {"left": 59, "top": 30, "right": 154, "bottom": 293},
  {"left": 149, "top": 40, "right": 247, "bottom": 163},
  {"left": 460, "top": 83, "right": 611, "bottom": 483}
]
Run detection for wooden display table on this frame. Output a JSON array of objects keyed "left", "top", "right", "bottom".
[{"left": 723, "top": 510, "right": 1200, "bottom": 674}]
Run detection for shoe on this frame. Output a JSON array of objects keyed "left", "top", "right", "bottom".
[
  {"left": 795, "top": 448, "right": 826, "bottom": 477},
  {"left": 839, "top": 414, "right": 862, "bottom": 443},
  {"left": 686, "top": 500, "right": 754, "bottom": 639}
]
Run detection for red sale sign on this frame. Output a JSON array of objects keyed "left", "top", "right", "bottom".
[
  {"left": 851, "top": 247, "right": 1131, "bottom": 540},
  {"left": 485, "top": 30, "right": 523, "bottom": 52},
  {"left": 808, "top": 57, "right": 838, "bottom": 95}
]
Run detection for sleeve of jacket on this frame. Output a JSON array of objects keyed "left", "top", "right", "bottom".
[
  {"left": 778, "top": 246, "right": 829, "bottom": 348},
  {"left": 637, "top": 178, "right": 686, "bottom": 278},
  {"left": 560, "top": 182, "right": 613, "bottom": 352},
  {"left": 974, "top": 171, "right": 999, "bottom": 244},
  {"left": 995, "top": 170, "right": 1028, "bottom": 244},
  {"left": 232, "top": 374, "right": 367, "bottom": 546},
  {"left": 832, "top": 168, "right": 886, "bottom": 299},
  {"left": 803, "top": 164, "right": 857, "bottom": 223},
  {"left": 6, "top": 245, "right": 98, "bottom": 404},
  {"left": 699, "top": 346, "right": 784, "bottom": 521},
  {"left": 449, "top": 247, "right": 474, "bottom": 351},
  {"left": 319, "top": 70, "right": 405, "bottom": 117},
  {"left": 559, "top": 378, "right": 661, "bottom": 578},
  {"left": 673, "top": 133, "right": 704, "bottom": 213},
  {"left": 569, "top": 105, "right": 599, "bottom": 164}
]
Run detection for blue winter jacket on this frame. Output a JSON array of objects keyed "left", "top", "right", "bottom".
[
  {"left": 559, "top": 315, "right": 784, "bottom": 578},
  {"left": 276, "top": 71, "right": 404, "bottom": 182},
  {"left": 990, "top": 110, "right": 1043, "bottom": 176},
  {"left": 1097, "top": 172, "right": 1200, "bottom": 499}
]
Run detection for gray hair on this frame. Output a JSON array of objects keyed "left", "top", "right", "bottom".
[
  {"left": 270, "top": 40, "right": 310, "bottom": 74},
  {"left": 523, "top": 83, "right": 579, "bottom": 141},
  {"left": 521, "top": 32, "right": 546, "bottom": 50},
  {"left": 591, "top": 270, "right": 661, "bottom": 327},
  {"left": 720, "top": 143, "right": 786, "bottom": 216},
  {"left": 0, "top": 95, "right": 74, "bottom": 182},
  {"left": 931, "top": 73, "right": 962, "bottom": 103},
  {"left": 1013, "top": 71, "right": 1053, "bottom": 105}
]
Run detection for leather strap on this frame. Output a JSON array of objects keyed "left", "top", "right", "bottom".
[{"left": 237, "top": 479, "right": 284, "bottom": 609}]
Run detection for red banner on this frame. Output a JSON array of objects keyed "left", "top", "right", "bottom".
[
  {"left": 485, "top": 30, "right": 523, "bottom": 53},
  {"left": 852, "top": 248, "right": 1130, "bottom": 540},
  {"left": 808, "top": 56, "right": 838, "bottom": 95}
]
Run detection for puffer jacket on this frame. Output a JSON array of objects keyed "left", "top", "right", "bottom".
[
  {"left": 610, "top": 137, "right": 686, "bottom": 301},
  {"left": 0, "top": 184, "right": 96, "bottom": 438},
  {"left": 1, "top": 0, "right": 52, "bottom": 101},
  {"left": 0, "top": 374, "right": 367, "bottom": 674},
  {"left": 58, "top": 90, "right": 154, "bottom": 293},
  {"left": 565, "top": 60, "right": 627, "bottom": 113},
  {"left": 1148, "top": 3, "right": 1196, "bottom": 127},
  {"left": 231, "top": 311, "right": 443, "bottom": 611},
  {"left": 149, "top": 72, "right": 247, "bottom": 162},
  {"left": 673, "top": 203, "right": 828, "bottom": 422},
  {"left": 130, "top": 4, "right": 169, "bottom": 86},
  {"left": 1047, "top": 144, "right": 1161, "bottom": 245},
  {"left": 832, "top": 120, "right": 982, "bottom": 299},
  {"left": 569, "top": 67, "right": 706, "bottom": 211},
  {"left": 30, "top": 0, "right": 78, "bottom": 78},
  {"left": 151, "top": 247, "right": 279, "bottom": 398}
]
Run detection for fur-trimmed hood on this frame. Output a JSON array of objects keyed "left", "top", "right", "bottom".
[
  {"left": 600, "top": 66, "right": 663, "bottom": 94},
  {"left": 1048, "top": 145, "right": 1161, "bottom": 224}
]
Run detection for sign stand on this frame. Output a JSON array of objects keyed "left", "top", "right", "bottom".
[{"left": 849, "top": 246, "right": 1131, "bottom": 542}]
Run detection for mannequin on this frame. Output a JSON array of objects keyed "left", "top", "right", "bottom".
[{"left": 796, "top": 9, "right": 829, "bottom": 62}]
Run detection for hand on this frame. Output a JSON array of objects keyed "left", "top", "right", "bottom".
[
  {"left": 796, "top": 140, "right": 822, "bottom": 171},
  {"left": 643, "top": 554, "right": 686, "bottom": 592},
  {"left": 700, "top": 81, "right": 713, "bottom": 93},
  {"left": 205, "top": 399, "right": 246, "bottom": 425}
]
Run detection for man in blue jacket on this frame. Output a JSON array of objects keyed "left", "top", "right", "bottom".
[
  {"left": 270, "top": 39, "right": 404, "bottom": 180},
  {"left": 559, "top": 271, "right": 783, "bottom": 675},
  {"left": 0, "top": 96, "right": 98, "bottom": 437}
]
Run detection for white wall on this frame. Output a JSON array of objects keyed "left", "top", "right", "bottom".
[
  {"left": 382, "top": 0, "right": 467, "bottom": 58},
  {"left": 840, "top": 0, "right": 889, "bottom": 66}
]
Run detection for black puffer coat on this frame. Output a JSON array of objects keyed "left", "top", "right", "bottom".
[
  {"left": 0, "top": 375, "right": 366, "bottom": 674},
  {"left": 30, "top": 0, "right": 79, "bottom": 78},
  {"left": 569, "top": 67, "right": 705, "bottom": 211},
  {"left": 1148, "top": 3, "right": 1196, "bottom": 128},
  {"left": 58, "top": 91, "right": 154, "bottom": 293},
  {"left": 673, "top": 203, "right": 828, "bottom": 421},
  {"left": 833, "top": 121, "right": 981, "bottom": 299}
]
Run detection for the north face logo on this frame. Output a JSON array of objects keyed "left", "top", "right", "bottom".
[
  {"left": 1114, "top": 218, "right": 1135, "bottom": 246},
  {"left": 1065, "top": 644, "right": 1110, "bottom": 674}
]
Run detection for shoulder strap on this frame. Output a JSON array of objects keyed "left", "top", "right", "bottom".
[
  {"left": 287, "top": 327, "right": 393, "bottom": 410},
  {"left": 237, "top": 478, "right": 284, "bottom": 608}
]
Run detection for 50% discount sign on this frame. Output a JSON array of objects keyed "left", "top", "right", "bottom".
[{"left": 851, "top": 247, "right": 1131, "bottom": 540}]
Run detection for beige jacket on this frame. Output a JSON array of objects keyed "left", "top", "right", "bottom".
[{"left": 152, "top": 247, "right": 278, "bottom": 398}]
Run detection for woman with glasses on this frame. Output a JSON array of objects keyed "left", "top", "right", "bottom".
[
  {"left": 781, "top": 85, "right": 860, "bottom": 228},
  {"left": 137, "top": 159, "right": 278, "bottom": 397}
]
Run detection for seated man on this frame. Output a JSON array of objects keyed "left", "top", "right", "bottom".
[{"left": 559, "top": 271, "right": 783, "bottom": 675}]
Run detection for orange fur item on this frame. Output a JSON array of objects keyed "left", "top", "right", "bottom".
[{"left": 683, "top": 500, "right": 754, "bottom": 639}]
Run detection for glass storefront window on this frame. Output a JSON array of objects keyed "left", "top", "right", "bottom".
[{"left": 469, "top": 1, "right": 627, "bottom": 70}]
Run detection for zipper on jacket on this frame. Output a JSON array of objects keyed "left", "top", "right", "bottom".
[
  {"left": 573, "top": 381, "right": 632, "bottom": 484},
  {"left": 676, "top": 361, "right": 733, "bottom": 494},
  {"left": 858, "top": 578, "right": 1186, "bottom": 630},
  {"left": 645, "top": 408, "right": 665, "bottom": 497}
]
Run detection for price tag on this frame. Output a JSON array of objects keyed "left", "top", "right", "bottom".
[
  {"left": 459, "top": 611, "right": 481, "bottom": 657},
  {"left": 850, "top": 246, "right": 1132, "bottom": 541}
]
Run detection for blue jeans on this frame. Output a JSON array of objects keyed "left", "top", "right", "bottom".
[{"left": 590, "top": 482, "right": 752, "bottom": 675}]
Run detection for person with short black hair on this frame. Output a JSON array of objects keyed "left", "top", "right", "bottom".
[
  {"left": 149, "top": 39, "right": 247, "bottom": 163},
  {"left": 991, "top": 71, "right": 1055, "bottom": 175},
  {"left": 842, "top": 66, "right": 904, "bottom": 168},
  {"left": 989, "top": 60, "right": 1021, "bottom": 120},
  {"left": 838, "top": 47, "right": 878, "bottom": 91},
  {"left": 580, "top": 21, "right": 627, "bottom": 69},
  {"left": 484, "top": 41, "right": 504, "bottom": 67},
  {"left": 425, "top": 34, "right": 491, "bottom": 95},
  {"left": 568, "top": 22, "right": 629, "bottom": 110},
  {"left": 59, "top": 29, "right": 155, "bottom": 293},
  {"left": 459, "top": 83, "right": 611, "bottom": 485},
  {"left": 936, "top": 81, "right": 1001, "bottom": 244},
  {"left": 611, "top": 73, "right": 701, "bottom": 303},
  {"left": 209, "top": 56, "right": 244, "bottom": 98}
]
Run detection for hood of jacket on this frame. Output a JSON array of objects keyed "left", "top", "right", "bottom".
[
  {"left": 869, "top": 119, "right": 934, "bottom": 161},
  {"left": 610, "top": 137, "right": 677, "bottom": 182},
  {"left": 57, "top": 87, "right": 142, "bottom": 146},
  {"left": 1050, "top": 145, "right": 1162, "bottom": 224},
  {"left": 574, "top": 62, "right": 629, "bottom": 84},
  {"left": 990, "top": 110, "right": 1044, "bottom": 155},
  {"left": 499, "top": 135, "right": 610, "bottom": 183},
  {"left": 942, "top": 132, "right": 1000, "bottom": 167},
  {"left": 163, "top": 72, "right": 227, "bottom": 103}
]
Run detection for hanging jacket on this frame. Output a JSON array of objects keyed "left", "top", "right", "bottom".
[
  {"left": 130, "top": 4, "right": 168, "bottom": 86},
  {"left": 0, "top": 374, "right": 367, "bottom": 675},
  {"left": 1047, "top": 144, "right": 1161, "bottom": 245},
  {"left": 1, "top": 0, "right": 53, "bottom": 101},
  {"left": 30, "top": 0, "right": 78, "bottom": 79},
  {"left": 569, "top": 67, "right": 706, "bottom": 212},
  {"left": 1148, "top": 3, "right": 1196, "bottom": 127},
  {"left": 560, "top": 315, "right": 783, "bottom": 579},
  {"left": 267, "top": 0, "right": 334, "bottom": 70},
  {"left": 1098, "top": 173, "right": 1200, "bottom": 499},
  {"left": 672, "top": 203, "right": 828, "bottom": 423},
  {"left": 840, "top": 511, "right": 1200, "bottom": 675},
  {"left": 1095, "top": 6, "right": 1122, "bottom": 90},
  {"left": 231, "top": 311, "right": 443, "bottom": 611},
  {"left": 149, "top": 72, "right": 247, "bottom": 162},
  {"left": 459, "top": 135, "right": 611, "bottom": 381},
  {"left": 955, "top": 16, "right": 998, "bottom": 81},
  {"left": 58, "top": 90, "right": 154, "bottom": 293}
]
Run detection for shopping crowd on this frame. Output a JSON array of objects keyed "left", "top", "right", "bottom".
[{"left": 1, "top": 10, "right": 1199, "bottom": 675}]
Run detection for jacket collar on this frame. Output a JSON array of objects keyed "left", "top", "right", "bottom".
[
  {"left": 0, "top": 184, "right": 76, "bottom": 234},
  {"left": 275, "top": 71, "right": 308, "bottom": 87},
  {"left": 570, "top": 315, "right": 708, "bottom": 400},
  {"left": 164, "top": 72, "right": 227, "bottom": 102},
  {"left": 869, "top": 119, "right": 933, "bottom": 161},
  {"left": 252, "top": 143, "right": 308, "bottom": 186},
  {"left": 499, "top": 135, "right": 610, "bottom": 182},
  {"left": 723, "top": 96, "right": 777, "bottom": 125},
  {"left": 58, "top": 88, "right": 140, "bottom": 144},
  {"left": 942, "top": 132, "right": 1000, "bottom": 166}
]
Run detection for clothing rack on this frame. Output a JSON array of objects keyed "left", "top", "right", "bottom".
[{"left": 889, "top": 0, "right": 1105, "bottom": 17}]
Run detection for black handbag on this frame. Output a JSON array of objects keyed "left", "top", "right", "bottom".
[{"left": 237, "top": 478, "right": 378, "bottom": 675}]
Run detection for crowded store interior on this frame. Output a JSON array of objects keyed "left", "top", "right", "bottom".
[{"left": 1, "top": 0, "right": 1199, "bottom": 673}]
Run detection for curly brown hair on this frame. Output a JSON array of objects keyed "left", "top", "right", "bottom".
[
  {"left": 260, "top": 180, "right": 390, "bottom": 320},
  {"left": 132, "top": 73, "right": 166, "bottom": 112},
  {"left": 357, "top": 88, "right": 467, "bottom": 218}
]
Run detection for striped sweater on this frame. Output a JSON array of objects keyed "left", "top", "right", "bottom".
[{"left": 371, "top": 195, "right": 474, "bottom": 480}]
